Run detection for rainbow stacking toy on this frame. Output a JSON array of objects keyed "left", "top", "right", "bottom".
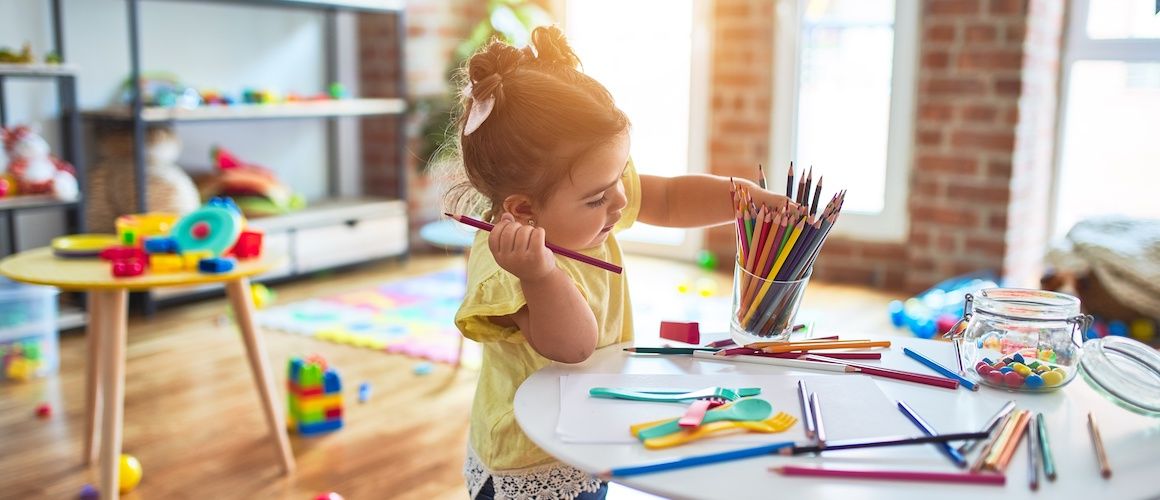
[{"left": 287, "top": 355, "right": 343, "bottom": 436}]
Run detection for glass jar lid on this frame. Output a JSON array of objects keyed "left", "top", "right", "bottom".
[
  {"left": 1080, "top": 336, "right": 1160, "bottom": 416},
  {"left": 972, "top": 288, "right": 1081, "bottom": 323}
]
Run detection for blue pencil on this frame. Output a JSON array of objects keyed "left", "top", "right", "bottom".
[
  {"left": 903, "top": 347, "right": 978, "bottom": 391},
  {"left": 599, "top": 441, "right": 795, "bottom": 478},
  {"left": 897, "top": 401, "right": 968, "bottom": 468}
]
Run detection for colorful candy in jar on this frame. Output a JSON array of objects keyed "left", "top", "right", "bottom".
[{"left": 974, "top": 354, "right": 1067, "bottom": 390}]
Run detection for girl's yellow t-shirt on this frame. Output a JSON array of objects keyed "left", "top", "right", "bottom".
[{"left": 455, "top": 161, "right": 641, "bottom": 472}]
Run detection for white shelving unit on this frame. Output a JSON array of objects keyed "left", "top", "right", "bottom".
[{"left": 82, "top": 0, "right": 410, "bottom": 308}]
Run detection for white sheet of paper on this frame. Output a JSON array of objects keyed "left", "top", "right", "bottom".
[{"left": 557, "top": 373, "right": 918, "bottom": 448}]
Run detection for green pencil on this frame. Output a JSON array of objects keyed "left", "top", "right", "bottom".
[
  {"left": 1036, "top": 413, "right": 1056, "bottom": 481},
  {"left": 623, "top": 347, "right": 721, "bottom": 354}
]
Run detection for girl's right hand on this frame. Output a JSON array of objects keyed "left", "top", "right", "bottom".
[{"left": 489, "top": 213, "right": 556, "bottom": 281}]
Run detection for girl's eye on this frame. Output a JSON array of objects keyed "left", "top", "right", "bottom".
[{"left": 586, "top": 195, "right": 608, "bottom": 208}]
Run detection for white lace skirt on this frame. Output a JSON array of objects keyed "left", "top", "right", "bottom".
[{"left": 464, "top": 444, "right": 604, "bottom": 500}]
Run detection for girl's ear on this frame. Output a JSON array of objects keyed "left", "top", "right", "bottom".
[{"left": 501, "top": 194, "right": 536, "bottom": 224}]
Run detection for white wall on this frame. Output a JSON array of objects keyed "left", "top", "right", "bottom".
[{"left": 2, "top": 0, "right": 346, "bottom": 250}]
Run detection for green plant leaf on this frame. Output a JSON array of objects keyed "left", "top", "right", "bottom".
[{"left": 490, "top": 5, "right": 530, "bottom": 46}]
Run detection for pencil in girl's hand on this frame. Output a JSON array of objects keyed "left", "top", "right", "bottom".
[
  {"left": 1087, "top": 412, "right": 1112, "bottom": 479},
  {"left": 444, "top": 213, "right": 623, "bottom": 274}
]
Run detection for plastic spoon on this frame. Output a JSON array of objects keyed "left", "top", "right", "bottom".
[{"left": 637, "top": 398, "right": 774, "bottom": 441}]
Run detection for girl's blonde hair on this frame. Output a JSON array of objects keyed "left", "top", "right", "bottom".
[{"left": 438, "top": 26, "right": 629, "bottom": 221}]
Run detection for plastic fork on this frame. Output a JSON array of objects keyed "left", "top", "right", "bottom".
[
  {"left": 638, "top": 412, "right": 800, "bottom": 450},
  {"left": 679, "top": 396, "right": 727, "bottom": 428}
]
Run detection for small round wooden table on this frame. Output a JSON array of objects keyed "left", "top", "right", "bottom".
[{"left": 0, "top": 247, "right": 294, "bottom": 500}]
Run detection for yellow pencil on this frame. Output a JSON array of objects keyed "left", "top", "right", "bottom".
[
  {"left": 985, "top": 410, "right": 1026, "bottom": 469},
  {"left": 761, "top": 341, "right": 892, "bottom": 353}
]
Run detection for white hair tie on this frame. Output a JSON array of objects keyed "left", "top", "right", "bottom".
[{"left": 463, "top": 82, "right": 496, "bottom": 136}]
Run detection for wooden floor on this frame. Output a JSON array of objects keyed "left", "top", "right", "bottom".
[{"left": 0, "top": 253, "right": 903, "bottom": 500}]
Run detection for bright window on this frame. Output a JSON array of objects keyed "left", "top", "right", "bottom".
[
  {"left": 771, "top": 0, "right": 917, "bottom": 241},
  {"left": 1053, "top": 0, "right": 1160, "bottom": 238},
  {"left": 562, "top": 0, "right": 709, "bottom": 258}
]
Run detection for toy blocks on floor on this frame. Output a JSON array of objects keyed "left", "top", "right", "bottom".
[
  {"left": 287, "top": 355, "right": 343, "bottom": 436},
  {"left": 659, "top": 321, "right": 700, "bottom": 344}
]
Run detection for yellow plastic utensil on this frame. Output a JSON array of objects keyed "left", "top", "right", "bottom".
[{"left": 638, "top": 412, "right": 798, "bottom": 449}]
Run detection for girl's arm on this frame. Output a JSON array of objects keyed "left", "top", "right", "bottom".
[
  {"left": 488, "top": 214, "right": 598, "bottom": 363},
  {"left": 637, "top": 174, "right": 791, "bottom": 228}
]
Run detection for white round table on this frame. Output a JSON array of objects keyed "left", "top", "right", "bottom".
[{"left": 514, "top": 337, "right": 1158, "bottom": 500}]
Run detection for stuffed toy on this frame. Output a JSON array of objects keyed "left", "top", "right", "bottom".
[
  {"left": 1, "top": 125, "right": 78, "bottom": 200},
  {"left": 197, "top": 146, "right": 304, "bottom": 217}
]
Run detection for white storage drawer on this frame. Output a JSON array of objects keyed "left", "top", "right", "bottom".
[{"left": 293, "top": 214, "right": 407, "bottom": 273}]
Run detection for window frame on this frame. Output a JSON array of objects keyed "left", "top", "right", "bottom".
[{"left": 768, "top": 0, "right": 919, "bottom": 242}]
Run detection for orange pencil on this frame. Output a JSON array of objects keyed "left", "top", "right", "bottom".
[
  {"left": 994, "top": 410, "right": 1031, "bottom": 472},
  {"left": 762, "top": 341, "right": 892, "bottom": 354},
  {"left": 747, "top": 338, "right": 875, "bottom": 349}
]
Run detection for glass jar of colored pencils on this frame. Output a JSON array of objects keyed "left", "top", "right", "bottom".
[
  {"left": 950, "top": 288, "right": 1091, "bottom": 392},
  {"left": 730, "top": 258, "right": 811, "bottom": 346}
]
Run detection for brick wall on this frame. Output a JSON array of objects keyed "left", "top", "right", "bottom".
[{"left": 705, "top": 0, "right": 1064, "bottom": 292}]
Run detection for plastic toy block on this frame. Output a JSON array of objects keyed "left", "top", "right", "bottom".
[
  {"left": 112, "top": 258, "right": 146, "bottom": 277},
  {"left": 288, "top": 357, "right": 303, "bottom": 383},
  {"left": 295, "top": 395, "right": 343, "bottom": 413},
  {"left": 100, "top": 246, "right": 146, "bottom": 262},
  {"left": 659, "top": 321, "right": 700, "bottom": 344},
  {"left": 198, "top": 257, "right": 236, "bottom": 274},
  {"left": 149, "top": 254, "right": 184, "bottom": 273},
  {"left": 230, "top": 229, "right": 264, "bottom": 260},
  {"left": 119, "top": 228, "right": 139, "bottom": 246},
  {"left": 302, "top": 408, "right": 324, "bottom": 423},
  {"left": 324, "top": 371, "right": 342, "bottom": 393},
  {"left": 325, "top": 407, "right": 342, "bottom": 420},
  {"left": 182, "top": 251, "right": 212, "bottom": 270},
  {"left": 297, "top": 419, "right": 343, "bottom": 436},
  {"left": 143, "top": 236, "right": 179, "bottom": 254},
  {"left": 289, "top": 383, "right": 324, "bottom": 397}
]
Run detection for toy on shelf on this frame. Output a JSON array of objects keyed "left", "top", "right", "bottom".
[
  {"left": 0, "top": 43, "right": 33, "bottom": 63},
  {"left": 196, "top": 146, "right": 304, "bottom": 218},
  {"left": 1, "top": 125, "right": 78, "bottom": 200},
  {"left": 97, "top": 197, "right": 265, "bottom": 278},
  {"left": 287, "top": 355, "right": 344, "bottom": 436},
  {"left": 87, "top": 124, "right": 201, "bottom": 233},
  {"left": 888, "top": 271, "right": 999, "bottom": 339},
  {"left": 121, "top": 72, "right": 202, "bottom": 109}
]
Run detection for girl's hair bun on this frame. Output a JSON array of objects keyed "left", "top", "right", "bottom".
[
  {"left": 529, "top": 26, "right": 580, "bottom": 69},
  {"left": 466, "top": 41, "right": 525, "bottom": 103}
]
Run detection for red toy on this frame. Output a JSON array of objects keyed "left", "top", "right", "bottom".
[
  {"left": 36, "top": 402, "right": 51, "bottom": 418},
  {"left": 659, "top": 321, "right": 700, "bottom": 344},
  {"left": 112, "top": 259, "right": 146, "bottom": 277},
  {"left": 228, "top": 229, "right": 264, "bottom": 259}
]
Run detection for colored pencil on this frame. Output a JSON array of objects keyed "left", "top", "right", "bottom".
[
  {"left": 1087, "top": 412, "right": 1112, "bottom": 478},
  {"left": 783, "top": 431, "right": 991, "bottom": 455},
  {"left": 757, "top": 163, "right": 767, "bottom": 189},
  {"left": 745, "top": 336, "right": 847, "bottom": 348},
  {"left": 959, "top": 400, "right": 1017, "bottom": 455},
  {"left": 445, "top": 213, "right": 623, "bottom": 274},
  {"left": 772, "top": 466, "right": 1006, "bottom": 486},
  {"left": 953, "top": 338, "right": 965, "bottom": 375},
  {"left": 702, "top": 338, "right": 737, "bottom": 348},
  {"left": 1036, "top": 413, "right": 1057, "bottom": 480},
  {"left": 624, "top": 347, "right": 720, "bottom": 354},
  {"left": 797, "top": 380, "right": 815, "bottom": 439},
  {"left": 802, "top": 168, "right": 813, "bottom": 211},
  {"left": 903, "top": 347, "right": 978, "bottom": 391},
  {"left": 981, "top": 411, "right": 1020, "bottom": 470},
  {"left": 988, "top": 410, "right": 1031, "bottom": 472},
  {"left": 803, "top": 355, "right": 960, "bottom": 390},
  {"left": 1028, "top": 414, "right": 1040, "bottom": 491},
  {"left": 970, "top": 440, "right": 994, "bottom": 473},
  {"left": 810, "top": 392, "right": 827, "bottom": 447},
  {"left": 786, "top": 162, "right": 795, "bottom": 199},
  {"left": 692, "top": 350, "right": 855, "bottom": 372},
  {"left": 598, "top": 441, "right": 796, "bottom": 478},
  {"left": 762, "top": 340, "right": 891, "bottom": 353},
  {"left": 897, "top": 401, "right": 967, "bottom": 468},
  {"left": 809, "top": 176, "right": 823, "bottom": 217},
  {"left": 717, "top": 348, "right": 881, "bottom": 360}
]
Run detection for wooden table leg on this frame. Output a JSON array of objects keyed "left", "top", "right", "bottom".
[
  {"left": 97, "top": 289, "right": 128, "bottom": 500},
  {"left": 83, "top": 292, "right": 104, "bottom": 465},
  {"left": 226, "top": 278, "right": 296, "bottom": 474}
]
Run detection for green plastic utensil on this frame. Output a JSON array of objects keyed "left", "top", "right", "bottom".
[
  {"left": 589, "top": 387, "right": 761, "bottom": 403},
  {"left": 636, "top": 398, "right": 774, "bottom": 441}
]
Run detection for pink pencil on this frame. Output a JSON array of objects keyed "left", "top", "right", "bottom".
[
  {"left": 772, "top": 465, "right": 1006, "bottom": 486},
  {"left": 805, "top": 354, "right": 960, "bottom": 390},
  {"left": 445, "top": 213, "right": 623, "bottom": 274},
  {"left": 717, "top": 348, "right": 881, "bottom": 360}
]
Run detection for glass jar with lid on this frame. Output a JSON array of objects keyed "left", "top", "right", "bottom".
[{"left": 949, "top": 288, "right": 1091, "bottom": 392}]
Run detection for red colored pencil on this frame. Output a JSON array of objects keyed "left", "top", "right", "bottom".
[
  {"left": 772, "top": 465, "right": 1005, "bottom": 486},
  {"left": 804, "top": 354, "right": 960, "bottom": 390},
  {"left": 445, "top": 213, "right": 623, "bottom": 274},
  {"left": 716, "top": 348, "right": 880, "bottom": 360}
]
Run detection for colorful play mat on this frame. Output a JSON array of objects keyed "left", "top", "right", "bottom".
[{"left": 256, "top": 268, "right": 481, "bottom": 367}]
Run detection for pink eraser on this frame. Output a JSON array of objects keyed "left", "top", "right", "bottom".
[{"left": 659, "top": 321, "right": 700, "bottom": 344}]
